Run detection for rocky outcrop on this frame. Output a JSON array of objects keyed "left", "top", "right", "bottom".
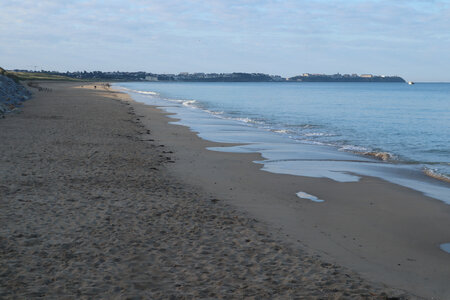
[{"left": 0, "top": 72, "right": 31, "bottom": 116}]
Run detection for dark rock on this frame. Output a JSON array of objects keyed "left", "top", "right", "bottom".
[{"left": 0, "top": 73, "right": 31, "bottom": 116}]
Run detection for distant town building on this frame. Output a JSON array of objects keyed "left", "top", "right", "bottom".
[
  {"left": 145, "top": 76, "right": 158, "bottom": 81},
  {"left": 360, "top": 74, "right": 373, "bottom": 78}
]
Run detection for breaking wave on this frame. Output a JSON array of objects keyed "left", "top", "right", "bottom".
[{"left": 423, "top": 167, "right": 450, "bottom": 183}]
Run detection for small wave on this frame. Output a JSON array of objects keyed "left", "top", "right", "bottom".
[
  {"left": 295, "top": 139, "right": 330, "bottom": 146},
  {"left": 135, "top": 90, "right": 159, "bottom": 96},
  {"left": 205, "top": 109, "right": 224, "bottom": 115},
  {"left": 423, "top": 168, "right": 450, "bottom": 183},
  {"left": 303, "top": 132, "right": 334, "bottom": 137},
  {"left": 233, "top": 117, "right": 264, "bottom": 125},
  {"left": 273, "top": 129, "right": 291, "bottom": 134},
  {"left": 168, "top": 98, "right": 199, "bottom": 107},
  {"left": 287, "top": 123, "right": 321, "bottom": 129},
  {"left": 182, "top": 100, "right": 198, "bottom": 107},
  {"left": 236, "top": 117, "right": 253, "bottom": 123},
  {"left": 339, "top": 145, "right": 369, "bottom": 152},
  {"left": 119, "top": 87, "right": 160, "bottom": 96}
]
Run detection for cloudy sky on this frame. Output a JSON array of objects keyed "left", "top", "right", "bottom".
[{"left": 1, "top": 0, "right": 449, "bottom": 81}]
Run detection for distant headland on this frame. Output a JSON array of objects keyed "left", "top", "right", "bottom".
[
  {"left": 8, "top": 69, "right": 406, "bottom": 83},
  {"left": 288, "top": 73, "right": 405, "bottom": 83}
]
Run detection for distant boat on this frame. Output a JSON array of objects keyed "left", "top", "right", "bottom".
[{"left": 408, "top": 81, "right": 415, "bottom": 85}]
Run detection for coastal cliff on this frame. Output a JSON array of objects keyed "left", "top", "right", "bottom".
[{"left": 0, "top": 67, "right": 31, "bottom": 116}]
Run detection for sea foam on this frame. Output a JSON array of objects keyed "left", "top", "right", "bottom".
[
  {"left": 116, "top": 81, "right": 450, "bottom": 204},
  {"left": 296, "top": 192, "right": 324, "bottom": 203}
]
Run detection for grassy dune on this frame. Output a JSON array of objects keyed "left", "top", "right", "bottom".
[
  {"left": 0, "top": 66, "right": 21, "bottom": 82},
  {"left": 7, "top": 71, "right": 79, "bottom": 81}
]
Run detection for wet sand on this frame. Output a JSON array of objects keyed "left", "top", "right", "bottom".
[
  {"left": 0, "top": 81, "right": 440, "bottom": 298},
  {"left": 126, "top": 86, "right": 450, "bottom": 299}
]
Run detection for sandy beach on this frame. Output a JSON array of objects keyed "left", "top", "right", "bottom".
[
  {"left": 127, "top": 86, "right": 450, "bottom": 299},
  {"left": 2, "top": 81, "right": 447, "bottom": 299}
]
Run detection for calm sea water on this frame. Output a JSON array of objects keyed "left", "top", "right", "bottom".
[{"left": 116, "top": 81, "right": 450, "bottom": 203}]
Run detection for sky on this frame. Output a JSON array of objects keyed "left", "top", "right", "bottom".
[{"left": 1, "top": 0, "right": 449, "bottom": 81}]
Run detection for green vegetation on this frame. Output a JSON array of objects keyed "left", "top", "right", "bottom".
[
  {"left": 0, "top": 66, "right": 21, "bottom": 83},
  {"left": 7, "top": 71, "right": 80, "bottom": 81},
  {"left": 2, "top": 67, "right": 77, "bottom": 82}
]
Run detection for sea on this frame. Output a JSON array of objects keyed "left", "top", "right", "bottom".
[{"left": 116, "top": 81, "right": 450, "bottom": 204}]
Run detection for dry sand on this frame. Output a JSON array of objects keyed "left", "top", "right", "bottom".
[{"left": 0, "top": 81, "right": 434, "bottom": 299}]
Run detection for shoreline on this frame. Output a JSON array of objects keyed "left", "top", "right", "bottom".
[
  {"left": 120, "top": 85, "right": 450, "bottom": 298},
  {"left": 4, "top": 81, "right": 450, "bottom": 298},
  {"left": 114, "top": 82, "right": 449, "bottom": 204},
  {"left": 1, "top": 81, "right": 412, "bottom": 298}
]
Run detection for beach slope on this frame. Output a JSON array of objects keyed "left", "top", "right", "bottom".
[{"left": 1, "top": 82, "right": 414, "bottom": 298}]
